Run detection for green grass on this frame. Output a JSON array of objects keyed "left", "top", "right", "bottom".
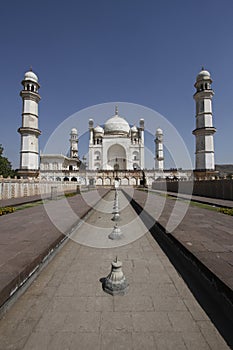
[
  {"left": 64, "top": 192, "right": 77, "bottom": 198},
  {"left": 188, "top": 201, "right": 219, "bottom": 212},
  {"left": 15, "top": 201, "right": 44, "bottom": 211}
]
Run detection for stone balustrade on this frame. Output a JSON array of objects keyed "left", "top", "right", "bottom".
[{"left": 0, "top": 178, "right": 78, "bottom": 200}]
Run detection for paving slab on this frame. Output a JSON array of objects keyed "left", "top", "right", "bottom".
[
  {"left": 0, "top": 188, "right": 110, "bottom": 308},
  {"left": 125, "top": 188, "right": 233, "bottom": 291},
  {"left": 0, "top": 190, "right": 229, "bottom": 349}
]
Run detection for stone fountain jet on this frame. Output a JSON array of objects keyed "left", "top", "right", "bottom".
[
  {"left": 108, "top": 223, "right": 123, "bottom": 240},
  {"left": 102, "top": 257, "right": 128, "bottom": 295}
]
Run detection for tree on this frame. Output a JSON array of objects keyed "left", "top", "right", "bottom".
[{"left": 0, "top": 144, "right": 15, "bottom": 178}]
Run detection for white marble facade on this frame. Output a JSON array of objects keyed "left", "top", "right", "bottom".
[
  {"left": 17, "top": 67, "right": 217, "bottom": 182},
  {"left": 88, "top": 107, "right": 145, "bottom": 171}
]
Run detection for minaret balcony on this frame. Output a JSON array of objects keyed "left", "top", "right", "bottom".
[
  {"left": 193, "top": 89, "right": 214, "bottom": 100},
  {"left": 17, "top": 127, "right": 41, "bottom": 136},
  {"left": 192, "top": 127, "right": 216, "bottom": 136},
  {"left": 20, "top": 90, "right": 41, "bottom": 102}
]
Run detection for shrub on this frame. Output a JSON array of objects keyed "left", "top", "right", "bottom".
[
  {"left": 0, "top": 206, "right": 15, "bottom": 216},
  {"left": 218, "top": 207, "right": 233, "bottom": 216},
  {"left": 64, "top": 192, "right": 77, "bottom": 198}
]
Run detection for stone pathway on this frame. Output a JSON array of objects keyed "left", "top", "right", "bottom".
[
  {"left": 0, "top": 188, "right": 109, "bottom": 308},
  {"left": 124, "top": 188, "right": 233, "bottom": 291},
  {"left": 0, "top": 190, "right": 229, "bottom": 349}
]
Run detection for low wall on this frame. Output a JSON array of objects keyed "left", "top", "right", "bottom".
[
  {"left": 0, "top": 179, "right": 78, "bottom": 201},
  {"left": 152, "top": 179, "right": 233, "bottom": 201}
]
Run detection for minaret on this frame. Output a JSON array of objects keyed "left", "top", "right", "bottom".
[
  {"left": 69, "top": 128, "right": 78, "bottom": 158},
  {"left": 139, "top": 118, "right": 145, "bottom": 169},
  {"left": 17, "top": 69, "right": 41, "bottom": 178},
  {"left": 88, "top": 119, "right": 94, "bottom": 170},
  {"left": 89, "top": 119, "right": 94, "bottom": 145},
  {"left": 192, "top": 68, "right": 216, "bottom": 179},
  {"left": 155, "top": 128, "right": 164, "bottom": 171}
]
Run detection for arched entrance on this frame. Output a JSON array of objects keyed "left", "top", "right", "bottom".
[
  {"left": 96, "top": 177, "right": 103, "bottom": 185},
  {"left": 107, "top": 144, "right": 126, "bottom": 170},
  {"left": 104, "top": 177, "right": 111, "bottom": 186},
  {"left": 129, "top": 177, "right": 137, "bottom": 185}
]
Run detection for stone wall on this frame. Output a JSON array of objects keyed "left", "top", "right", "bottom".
[
  {"left": 152, "top": 179, "right": 233, "bottom": 201},
  {"left": 0, "top": 179, "right": 78, "bottom": 200}
]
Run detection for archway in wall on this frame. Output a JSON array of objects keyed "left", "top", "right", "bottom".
[
  {"left": 95, "top": 162, "right": 100, "bottom": 170},
  {"left": 121, "top": 177, "right": 129, "bottom": 186},
  {"left": 96, "top": 177, "right": 103, "bottom": 185},
  {"left": 147, "top": 177, "right": 155, "bottom": 186},
  {"left": 133, "top": 163, "right": 140, "bottom": 170},
  {"left": 104, "top": 177, "right": 111, "bottom": 186},
  {"left": 107, "top": 144, "right": 126, "bottom": 170},
  {"left": 129, "top": 177, "right": 137, "bottom": 186}
]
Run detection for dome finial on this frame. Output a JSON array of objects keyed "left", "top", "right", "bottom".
[
  {"left": 115, "top": 105, "right": 118, "bottom": 115},
  {"left": 201, "top": 66, "right": 205, "bottom": 71},
  {"left": 30, "top": 65, "right": 33, "bottom": 71}
]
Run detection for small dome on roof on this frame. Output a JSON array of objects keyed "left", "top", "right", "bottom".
[
  {"left": 94, "top": 125, "right": 104, "bottom": 134},
  {"left": 71, "top": 128, "right": 77, "bottom": 134},
  {"left": 24, "top": 69, "right": 38, "bottom": 83},
  {"left": 156, "top": 128, "right": 163, "bottom": 135},
  {"left": 131, "top": 125, "right": 138, "bottom": 133},
  {"left": 196, "top": 68, "right": 211, "bottom": 81}
]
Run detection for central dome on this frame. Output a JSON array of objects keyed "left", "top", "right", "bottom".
[{"left": 104, "top": 107, "right": 130, "bottom": 135}]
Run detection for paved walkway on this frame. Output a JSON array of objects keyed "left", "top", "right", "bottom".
[
  {"left": 0, "top": 190, "right": 229, "bottom": 349},
  {"left": 0, "top": 188, "right": 109, "bottom": 308},
  {"left": 125, "top": 189, "right": 233, "bottom": 291}
]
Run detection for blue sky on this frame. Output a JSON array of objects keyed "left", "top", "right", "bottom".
[{"left": 0, "top": 0, "right": 233, "bottom": 169}]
